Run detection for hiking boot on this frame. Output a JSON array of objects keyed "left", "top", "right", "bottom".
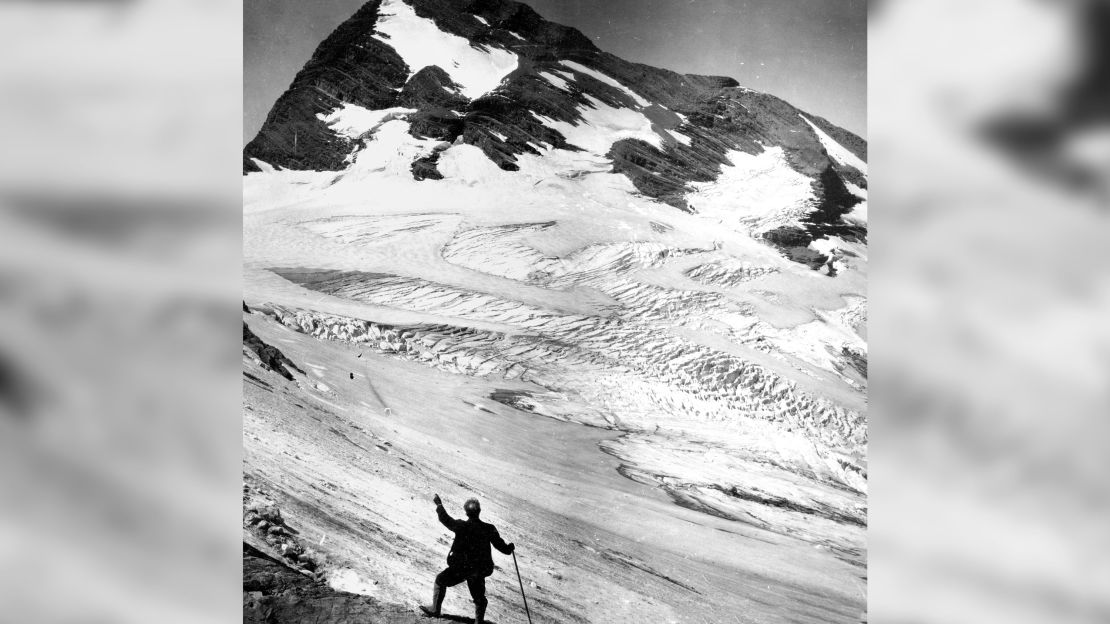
[{"left": 420, "top": 583, "right": 445, "bottom": 617}]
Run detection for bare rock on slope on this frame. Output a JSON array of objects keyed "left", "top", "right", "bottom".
[
  {"left": 243, "top": 321, "right": 305, "bottom": 381},
  {"left": 244, "top": 543, "right": 425, "bottom": 624}
]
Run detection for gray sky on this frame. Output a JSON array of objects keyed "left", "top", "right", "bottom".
[{"left": 244, "top": 0, "right": 866, "bottom": 144}]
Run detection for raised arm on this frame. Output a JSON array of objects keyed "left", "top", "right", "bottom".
[
  {"left": 433, "top": 494, "right": 462, "bottom": 532},
  {"left": 490, "top": 526, "right": 515, "bottom": 555}
]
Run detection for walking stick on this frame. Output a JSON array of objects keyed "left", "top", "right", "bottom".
[{"left": 512, "top": 550, "right": 533, "bottom": 624}]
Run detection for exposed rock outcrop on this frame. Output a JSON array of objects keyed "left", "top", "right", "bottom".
[
  {"left": 243, "top": 1, "right": 409, "bottom": 172},
  {"left": 244, "top": 543, "right": 424, "bottom": 624},
  {"left": 243, "top": 321, "right": 305, "bottom": 381}
]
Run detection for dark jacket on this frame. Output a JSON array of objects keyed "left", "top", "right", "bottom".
[{"left": 436, "top": 504, "right": 512, "bottom": 577}]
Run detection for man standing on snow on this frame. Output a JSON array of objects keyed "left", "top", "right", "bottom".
[{"left": 421, "top": 494, "right": 514, "bottom": 623}]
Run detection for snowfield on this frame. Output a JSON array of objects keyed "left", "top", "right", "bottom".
[
  {"left": 374, "top": 0, "right": 518, "bottom": 99},
  {"left": 531, "top": 96, "right": 662, "bottom": 155},
  {"left": 686, "top": 146, "right": 816, "bottom": 233},
  {"left": 318, "top": 105, "right": 417, "bottom": 139}
]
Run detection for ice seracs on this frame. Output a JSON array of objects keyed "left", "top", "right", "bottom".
[{"left": 374, "top": 0, "right": 518, "bottom": 100}]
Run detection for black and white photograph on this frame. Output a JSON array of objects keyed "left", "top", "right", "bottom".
[
  {"left": 5, "top": 1, "right": 1108, "bottom": 623},
  {"left": 242, "top": 1, "right": 866, "bottom": 622}
]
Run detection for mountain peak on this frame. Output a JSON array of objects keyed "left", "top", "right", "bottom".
[{"left": 244, "top": 0, "right": 866, "bottom": 264}]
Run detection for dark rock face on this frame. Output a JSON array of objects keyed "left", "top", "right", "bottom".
[
  {"left": 244, "top": 0, "right": 867, "bottom": 262},
  {"left": 841, "top": 347, "right": 868, "bottom": 380},
  {"left": 396, "top": 66, "right": 468, "bottom": 110},
  {"left": 243, "top": 543, "right": 425, "bottom": 624},
  {"left": 802, "top": 165, "right": 867, "bottom": 242},
  {"left": 243, "top": 322, "right": 304, "bottom": 381},
  {"left": 762, "top": 226, "right": 827, "bottom": 269},
  {"left": 755, "top": 163, "right": 866, "bottom": 264},
  {"left": 763, "top": 226, "right": 814, "bottom": 248},
  {"left": 243, "top": 1, "right": 409, "bottom": 172}
]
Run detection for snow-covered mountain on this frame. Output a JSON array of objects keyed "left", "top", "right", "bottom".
[
  {"left": 243, "top": 0, "right": 866, "bottom": 621},
  {"left": 245, "top": 0, "right": 866, "bottom": 262}
]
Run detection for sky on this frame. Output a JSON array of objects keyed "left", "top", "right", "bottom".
[{"left": 244, "top": 0, "right": 866, "bottom": 144}]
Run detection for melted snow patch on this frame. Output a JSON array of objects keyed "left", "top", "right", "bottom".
[
  {"left": 317, "top": 104, "right": 417, "bottom": 139},
  {"left": 687, "top": 146, "right": 815, "bottom": 231},
  {"left": 799, "top": 114, "right": 868, "bottom": 175},
  {"left": 531, "top": 95, "right": 661, "bottom": 155},
  {"left": 374, "top": 0, "right": 518, "bottom": 100},
  {"left": 560, "top": 60, "right": 652, "bottom": 107}
]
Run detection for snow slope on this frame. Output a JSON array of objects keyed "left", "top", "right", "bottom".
[
  {"left": 559, "top": 60, "right": 652, "bottom": 107},
  {"left": 686, "top": 146, "right": 816, "bottom": 233},
  {"left": 531, "top": 97, "right": 662, "bottom": 155},
  {"left": 243, "top": 313, "right": 864, "bottom": 623},
  {"left": 801, "top": 114, "right": 868, "bottom": 175},
  {"left": 374, "top": 0, "right": 518, "bottom": 99},
  {"left": 244, "top": 106, "right": 866, "bottom": 561}
]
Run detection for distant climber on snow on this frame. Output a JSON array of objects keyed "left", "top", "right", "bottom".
[
  {"left": 420, "top": 494, "right": 514, "bottom": 623},
  {"left": 824, "top": 247, "right": 841, "bottom": 276}
]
